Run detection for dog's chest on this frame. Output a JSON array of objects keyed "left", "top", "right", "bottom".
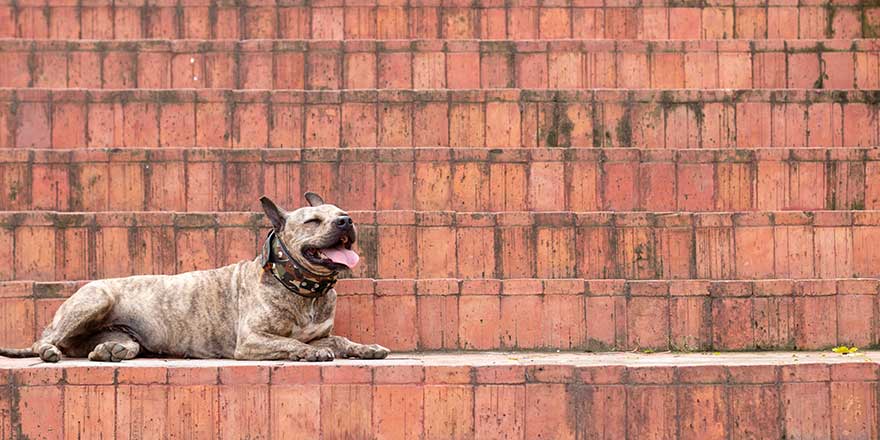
[{"left": 289, "top": 318, "right": 333, "bottom": 342}]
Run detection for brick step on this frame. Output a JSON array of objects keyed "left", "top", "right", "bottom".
[
  {"left": 3, "top": 147, "right": 878, "bottom": 213},
  {"left": 1, "top": 210, "right": 877, "bottom": 282},
  {"left": 3, "top": 39, "right": 874, "bottom": 90},
  {"left": 0, "top": 353, "right": 877, "bottom": 439},
  {"left": 0, "top": 1, "right": 871, "bottom": 41},
  {"left": 2, "top": 277, "right": 877, "bottom": 352},
  {"left": 4, "top": 88, "right": 880, "bottom": 149}
]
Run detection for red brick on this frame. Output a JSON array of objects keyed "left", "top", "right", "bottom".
[
  {"left": 168, "top": 384, "right": 220, "bottom": 436},
  {"left": 116, "top": 385, "right": 168, "bottom": 440},
  {"left": 417, "top": 226, "right": 456, "bottom": 278},
  {"left": 627, "top": 297, "right": 668, "bottom": 350},
  {"left": 474, "top": 385, "right": 525, "bottom": 439},
  {"left": 307, "top": 51, "right": 341, "bottom": 89},
  {"left": 233, "top": 103, "right": 269, "bottom": 148},
  {"left": 423, "top": 385, "right": 474, "bottom": 439},
  {"left": 447, "top": 52, "right": 480, "bottom": 89},
  {"left": 372, "top": 385, "right": 424, "bottom": 440},
  {"left": 342, "top": 102, "right": 377, "bottom": 148},
  {"left": 730, "top": 385, "right": 782, "bottom": 439},
  {"left": 413, "top": 102, "right": 448, "bottom": 147},
  {"left": 570, "top": 385, "right": 626, "bottom": 439},
  {"left": 449, "top": 103, "right": 484, "bottom": 147},
  {"left": 219, "top": 384, "right": 270, "bottom": 438},
  {"left": 794, "top": 296, "right": 837, "bottom": 349},
  {"left": 305, "top": 105, "right": 341, "bottom": 148},
  {"left": 378, "top": 103, "right": 412, "bottom": 147},
  {"left": 271, "top": 385, "right": 320, "bottom": 439},
  {"left": 374, "top": 296, "right": 417, "bottom": 351},
  {"left": 735, "top": 227, "right": 775, "bottom": 278},
  {"left": 789, "top": 52, "right": 822, "bottom": 88},
  {"left": 525, "top": 383, "right": 575, "bottom": 439},
  {"left": 274, "top": 52, "right": 306, "bottom": 89},
  {"left": 678, "top": 385, "right": 727, "bottom": 439},
  {"left": 18, "top": 385, "right": 64, "bottom": 439},
  {"left": 784, "top": 383, "right": 831, "bottom": 439},
  {"left": 627, "top": 386, "right": 677, "bottom": 439},
  {"left": 603, "top": 161, "right": 639, "bottom": 210},
  {"left": 418, "top": 295, "right": 459, "bottom": 350},
  {"left": 459, "top": 296, "right": 500, "bottom": 350},
  {"left": 456, "top": 227, "right": 495, "bottom": 278},
  {"left": 321, "top": 385, "right": 372, "bottom": 438},
  {"left": 15, "top": 102, "right": 52, "bottom": 148},
  {"left": 195, "top": 102, "right": 230, "bottom": 148},
  {"left": 33, "top": 52, "right": 66, "bottom": 88},
  {"left": 123, "top": 102, "right": 160, "bottom": 147},
  {"left": 159, "top": 102, "right": 195, "bottom": 148},
  {"left": 64, "top": 385, "right": 116, "bottom": 439}
]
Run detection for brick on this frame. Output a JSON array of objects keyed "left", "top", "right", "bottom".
[
  {"left": 525, "top": 383, "right": 575, "bottom": 439},
  {"left": 418, "top": 295, "right": 459, "bottom": 350},
  {"left": 65, "top": 385, "right": 116, "bottom": 439},
  {"left": 459, "top": 296, "right": 500, "bottom": 350},
  {"left": 627, "top": 386, "right": 677, "bottom": 439},
  {"left": 423, "top": 385, "right": 474, "bottom": 439},
  {"left": 784, "top": 383, "right": 831, "bottom": 439},
  {"left": 372, "top": 385, "right": 424, "bottom": 440},
  {"left": 219, "top": 384, "right": 270, "bottom": 438},
  {"left": 116, "top": 385, "right": 168, "bottom": 440},
  {"left": 18, "top": 385, "right": 64, "bottom": 439},
  {"left": 475, "top": 385, "right": 525, "bottom": 439},
  {"left": 570, "top": 385, "right": 626, "bottom": 439},
  {"left": 679, "top": 385, "right": 727, "bottom": 440},
  {"left": 168, "top": 385, "right": 219, "bottom": 437},
  {"left": 730, "top": 385, "right": 782, "bottom": 439},
  {"left": 321, "top": 384, "right": 372, "bottom": 438},
  {"left": 374, "top": 295, "right": 417, "bottom": 351},
  {"left": 271, "top": 385, "right": 321, "bottom": 439},
  {"left": 627, "top": 297, "right": 668, "bottom": 350}
]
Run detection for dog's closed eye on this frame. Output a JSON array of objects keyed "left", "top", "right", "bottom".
[{"left": 304, "top": 218, "right": 321, "bottom": 225}]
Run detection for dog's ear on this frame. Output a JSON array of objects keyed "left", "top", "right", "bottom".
[
  {"left": 304, "top": 192, "right": 325, "bottom": 207},
  {"left": 259, "top": 196, "right": 287, "bottom": 232}
]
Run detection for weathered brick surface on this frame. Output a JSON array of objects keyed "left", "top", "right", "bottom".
[
  {"left": 2, "top": 278, "right": 877, "bottom": 351},
  {"left": 1, "top": 353, "right": 878, "bottom": 439},
  {"left": 3, "top": 39, "right": 877, "bottom": 90},
  {"left": 0, "top": 3, "right": 871, "bottom": 40},
  {"left": 2, "top": 147, "right": 877, "bottom": 212},
  {"left": 2, "top": 89, "right": 879, "bottom": 149},
  {"left": 0, "top": 210, "right": 876, "bottom": 282}
]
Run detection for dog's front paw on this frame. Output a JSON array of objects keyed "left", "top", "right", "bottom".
[
  {"left": 350, "top": 344, "right": 390, "bottom": 359},
  {"left": 291, "top": 347, "right": 335, "bottom": 362}
]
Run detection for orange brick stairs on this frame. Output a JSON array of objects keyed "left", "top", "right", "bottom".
[{"left": 2, "top": 0, "right": 880, "bottom": 437}]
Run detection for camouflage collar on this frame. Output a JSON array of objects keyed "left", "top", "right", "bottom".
[{"left": 259, "top": 230, "right": 337, "bottom": 298}]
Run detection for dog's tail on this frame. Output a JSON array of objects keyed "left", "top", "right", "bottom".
[{"left": 0, "top": 347, "right": 37, "bottom": 358}]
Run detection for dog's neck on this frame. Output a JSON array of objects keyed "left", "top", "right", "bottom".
[{"left": 259, "top": 230, "right": 337, "bottom": 298}]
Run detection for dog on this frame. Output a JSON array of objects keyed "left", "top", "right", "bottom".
[{"left": 0, "top": 192, "right": 389, "bottom": 362}]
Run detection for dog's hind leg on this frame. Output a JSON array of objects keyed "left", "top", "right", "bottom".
[
  {"left": 33, "top": 285, "right": 116, "bottom": 362},
  {"left": 79, "top": 331, "right": 140, "bottom": 362}
]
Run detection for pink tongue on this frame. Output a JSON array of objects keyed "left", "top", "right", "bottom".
[{"left": 322, "top": 245, "right": 360, "bottom": 268}]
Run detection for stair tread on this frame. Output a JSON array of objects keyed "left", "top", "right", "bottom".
[{"left": 1, "top": 350, "right": 876, "bottom": 371}]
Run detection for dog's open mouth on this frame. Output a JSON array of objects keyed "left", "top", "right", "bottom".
[{"left": 302, "top": 235, "right": 359, "bottom": 269}]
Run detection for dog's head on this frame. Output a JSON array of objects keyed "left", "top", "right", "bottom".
[{"left": 259, "top": 192, "right": 359, "bottom": 277}]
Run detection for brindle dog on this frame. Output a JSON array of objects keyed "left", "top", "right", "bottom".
[{"left": 0, "top": 193, "right": 390, "bottom": 362}]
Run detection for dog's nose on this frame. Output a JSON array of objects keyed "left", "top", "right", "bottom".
[{"left": 334, "top": 216, "right": 353, "bottom": 229}]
